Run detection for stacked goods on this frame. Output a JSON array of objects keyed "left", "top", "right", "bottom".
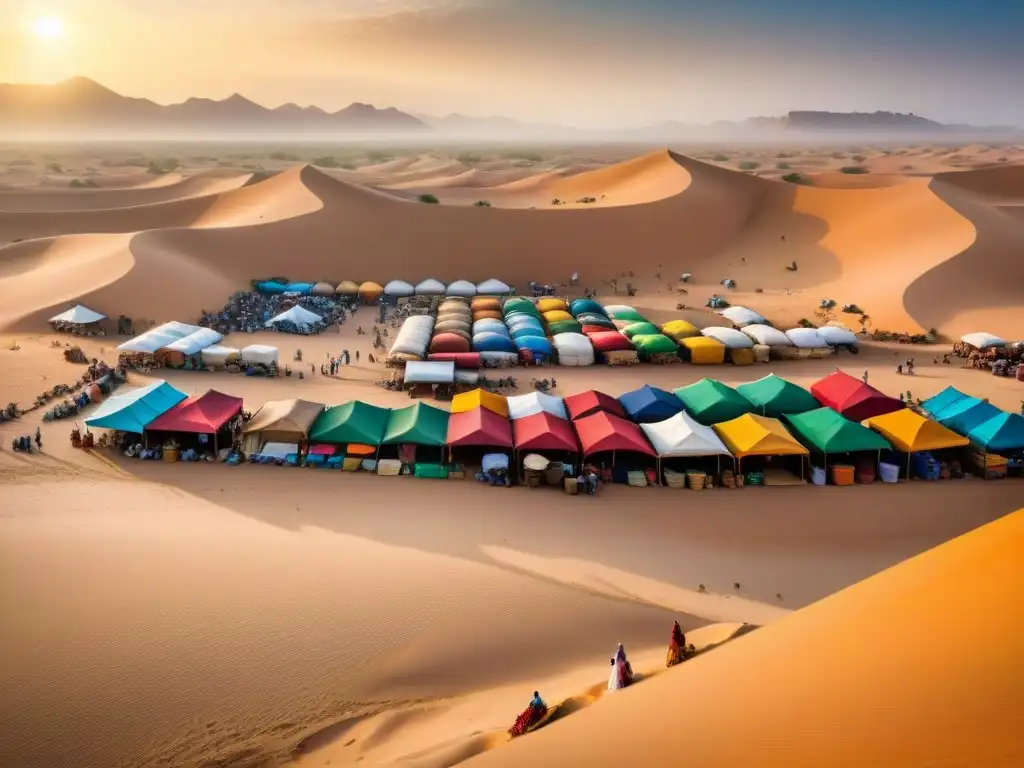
[
  {"left": 661, "top": 320, "right": 700, "bottom": 341},
  {"left": 569, "top": 298, "right": 606, "bottom": 317},
  {"left": 335, "top": 280, "right": 359, "bottom": 296},
  {"left": 632, "top": 334, "right": 681, "bottom": 363},
  {"left": 432, "top": 298, "right": 472, "bottom": 354},
  {"left": 415, "top": 278, "right": 447, "bottom": 296},
  {"left": 384, "top": 280, "right": 415, "bottom": 298},
  {"left": 819, "top": 325, "right": 859, "bottom": 347},
  {"left": 389, "top": 315, "right": 435, "bottom": 362},
  {"left": 427, "top": 352, "right": 481, "bottom": 368},
  {"left": 471, "top": 305, "right": 516, "bottom": 357},
  {"left": 476, "top": 279, "right": 511, "bottom": 296},
  {"left": 358, "top": 281, "right": 384, "bottom": 304},
  {"left": 621, "top": 322, "right": 660, "bottom": 340},
  {"left": 742, "top": 324, "right": 791, "bottom": 348},
  {"left": 446, "top": 280, "right": 477, "bottom": 297},
  {"left": 678, "top": 336, "right": 726, "bottom": 365},
  {"left": 504, "top": 298, "right": 553, "bottom": 364},
  {"left": 552, "top": 332, "right": 595, "bottom": 366},
  {"left": 471, "top": 297, "right": 504, "bottom": 319},
  {"left": 537, "top": 297, "right": 569, "bottom": 314},
  {"left": 718, "top": 306, "right": 765, "bottom": 327},
  {"left": 604, "top": 304, "right": 647, "bottom": 323},
  {"left": 311, "top": 281, "right": 336, "bottom": 296},
  {"left": 785, "top": 328, "right": 833, "bottom": 359}
]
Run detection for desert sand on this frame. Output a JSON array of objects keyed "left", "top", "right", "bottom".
[{"left": 1, "top": 141, "right": 1023, "bottom": 768}]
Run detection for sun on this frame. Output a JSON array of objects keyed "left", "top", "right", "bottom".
[{"left": 32, "top": 16, "right": 64, "bottom": 39}]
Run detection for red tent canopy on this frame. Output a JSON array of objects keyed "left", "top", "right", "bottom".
[
  {"left": 574, "top": 411, "right": 655, "bottom": 458},
  {"left": 446, "top": 406, "right": 513, "bottom": 448},
  {"left": 513, "top": 412, "right": 579, "bottom": 453},
  {"left": 587, "top": 331, "right": 634, "bottom": 353},
  {"left": 564, "top": 390, "right": 626, "bottom": 421},
  {"left": 145, "top": 390, "right": 243, "bottom": 433},
  {"left": 810, "top": 371, "right": 905, "bottom": 423}
]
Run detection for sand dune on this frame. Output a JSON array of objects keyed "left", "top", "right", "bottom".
[
  {"left": 2, "top": 149, "right": 1023, "bottom": 337},
  {"left": 467, "top": 509, "right": 1024, "bottom": 768}
]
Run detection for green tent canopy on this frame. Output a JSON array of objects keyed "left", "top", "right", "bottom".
[
  {"left": 309, "top": 401, "right": 391, "bottom": 446},
  {"left": 382, "top": 402, "right": 450, "bottom": 446},
  {"left": 674, "top": 379, "right": 753, "bottom": 426},
  {"left": 785, "top": 407, "right": 892, "bottom": 454},
  {"left": 736, "top": 374, "right": 820, "bottom": 418},
  {"left": 622, "top": 322, "right": 660, "bottom": 339},
  {"left": 632, "top": 334, "right": 679, "bottom": 357}
]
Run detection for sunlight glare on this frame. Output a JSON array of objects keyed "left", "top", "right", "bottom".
[{"left": 33, "top": 16, "right": 64, "bottom": 39}]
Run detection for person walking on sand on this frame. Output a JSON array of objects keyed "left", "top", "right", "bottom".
[
  {"left": 355, "top": 350, "right": 360, "bottom": 363},
  {"left": 34, "top": 426, "right": 42, "bottom": 450},
  {"left": 862, "top": 370, "right": 869, "bottom": 384}
]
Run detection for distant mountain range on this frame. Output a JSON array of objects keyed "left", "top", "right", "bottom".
[{"left": 0, "top": 77, "right": 1017, "bottom": 140}]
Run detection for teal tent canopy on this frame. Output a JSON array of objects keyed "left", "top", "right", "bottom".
[
  {"left": 84, "top": 380, "right": 188, "bottom": 433},
  {"left": 931, "top": 397, "right": 1003, "bottom": 436},
  {"left": 674, "top": 379, "right": 753, "bottom": 426},
  {"left": 968, "top": 412, "right": 1024, "bottom": 452},
  {"left": 921, "top": 386, "right": 969, "bottom": 417},
  {"left": 736, "top": 374, "right": 820, "bottom": 418},
  {"left": 382, "top": 402, "right": 450, "bottom": 446},
  {"left": 785, "top": 407, "right": 891, "bottom": 454}
]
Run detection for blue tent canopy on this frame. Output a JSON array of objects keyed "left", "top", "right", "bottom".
[
  {"left": 256, "top": 281, "right": 286, "bottom": 294},
  {"left": 921, "top": 386, "right": 969, "bottom": 417},
  {"left": 284, "top": 282, "right": 314, "bottom": 294},
  {"left": 618, "top": 385, "right": 685, "bottom": 424},
  {"left": 514, "top": 336, "right": 553, "bottom": 355},
  {"left": 473, "top": 333, "right": 516, "bottom": 353},
  {"left": 84, "top": 380, "right": 188, "bottom": 433},
  {"left": 932, "top": 396, "right": 1003, "bottom": 436},
  {"left": 968, "top": 412, "right": 1024, "bottom": 452},
  {"left": 570, "top": 299, "right": 607, "bottom": 317}
]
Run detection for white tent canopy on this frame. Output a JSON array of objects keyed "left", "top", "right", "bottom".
[
  {"left": 405, "top": 360, "right": 455, "bottom": 384},
  {"left": 446, "top": 280, "right": 477, "bottom": 297},
  {"left": 49, "top": 304, "right": 106, "bottom": 324},
  {"left": 552, "top": 332, "right": 594, "bottom": 366},
  {"left": 718, "top": 306, "right": 765, "bottom": 327},
  {"left": 742, "top": 324, "right": 791, "bottom": 346},
  {"left": 200, "top": 345, "right": 240, "bottom": 366},
  {"left": 415, "top": 278, "right": 446, "bottom": 295},
  {"left": 476, "top": 278, "right": 511, "bottom": 295},
  {"left": 117, "top": 321, "right": 202, "bottom": 353},
  {"left": 786, "top": 328, "right": 829, "bottom": 348},
  {"left": 818, "top": 326, "right": 858, "bottom": 346},
  {"left": 384, "top": 279, "right": 415, "bottom": 297},
  {"left": 265, "top": 305, "right": 322, "bottom": 329},
  {"left": 701, "top": 326, "right": 754, "bottom": 348},
  {"left": 960, "top": 332, "right": 1006, "bottom": 349},
  {"left": 507, "top": 392, "right": 569, "bottom": 421},
  {"left": 240, "top": 345, "right": 279, "bottom": 366},
  {"left": 641, "top": 411, "right": 733, "bottom": 458},
  {"left": 162, "top": 328, "right": 224, "bottom": 356}
]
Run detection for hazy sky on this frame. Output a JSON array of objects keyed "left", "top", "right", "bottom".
[{"left": 1, "top": 0, "right": 1021, "bottom": 126}]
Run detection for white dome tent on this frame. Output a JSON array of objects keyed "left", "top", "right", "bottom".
[
  {"left": 384, "top": 280, "right": 415, "bottom": 297},
  {"left": 818, "top": 326, "right": 858, "bottom": 346},
  {"left": 446, "top": 280, "right": 477, "bottom": 297},
  {"left": 476, "top": 278, "right": 511, "bottom": 295},
  {"left": 742, "top": 324, "right": 792, "bottom": 347},
  {"left": 49, "top": 304, "right": 106, "bottom": 324},
  {"left": 718, "top": 306, "right": 765, "bottom": 327},
  {"left": 265, "top": 305, "right": 322, "bottom": 331},
  {"left": 240, "top": 345, "right": 279, "bottom": 366},
  {"left": 960, "top": 332, "right": 1006, "bottom": 350},
  {"left": 786, "top": 328, "right": 829, "bottom": 349},
  {"left": 415, "top": 278, "right": 446, "bottom": 295},
  {"left": 701, "top": 327, "right": 754, "bottom": 348}
]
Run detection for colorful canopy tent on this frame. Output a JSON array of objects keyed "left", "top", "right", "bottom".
[
  {"left": 242, "top": 398, "right": 325, "bottom": 452},
  {"left": 661, "top": 320, "right": 700, "bottom": 340},
  {"left": 931, "top": 397, "right": 1003, "bottom": 436},
  {"left": 309, "top": 401, "right": 391, "bottom": 447},
  {"left": 742, "top": 324, "right": 792, "bottom": 347},
  {"left": 565, "top": 390, "right": 626, "bottom": 421},
  {"left": 382, "top": 402, "right": 449, "bottom": 446},
  {"left": 619, "top": 385, "right": 684, "bottom": 423},
  {"left": 622, "top": 322, "right": 660, "bottom": 339},
  {"left": 864, "top": 410, "right": 969, "bottom": 474},
  {"left": 811, "top": 371, "right": 904, "bottom": 423},
  {"left": 447, "top": 406, "right": 513, "bottom": 449},
  {"left": 446, "top": 280, "right": 477, "bottom": 297},
  {"left": 49, "top": 304, "right": 106, "bottom": 324},
  {"left": 335, "top": 280, "right": 359, "bottom": 295},
  {"left": 358, "top": 281, "right": 384, "bottom": 303},
  {"left": 785, "top": 407, "right": 891, "bottom": 457},
  {"left": 713, "top": 414, "right": 809, "bottom": 468},
  {"left": 257, "top": 281, "right": 287, "bottom": 294},
  {"left": 504, "top": 297, "right": 540, "bottom": 316},
  {"left": 310, "top": 281, "right": 336, "bottom": 296},
  {"left": 632, "top": 335, "right": 679, "bottom": 358},
  {"left": 473, "top": 333, "right": 516, "bottom": 353},
  {"left": 284, "top": 282, "right": 314, "bottom": 294},
  {"left": 736, "top": 374, "right": 819, "bottom": 418},
  {"left": 507, "top": 392, "right": 568, "bottom": 421},
  {"left": 674, "top": 379, "right": 753, "bottom": 426},
  {"left": 604, "top": 305, "right": 646, "bottom": 322},
  {"left": 384, "top": 280, "right": 415, "bottom": 297},
  {"left": 960, "top": 332, "right": 1005, "bottom": 350},
  {"left": 404, "top": 361, "right": 455, "bottom": 384},
  {"left": 476, "top": 279, "right": 511, "bottom": 295},
  {"left": 921, "top": 386, "right": 970, "bottom": 416},
  {"left": 144, "top": 390, "right": 243, "bottom": 449},
  {"left": 84, "top": 380, "right": 187, "bottom": 433},
  {"left": 537, "top": 298, "right": 568, "bottom": 313},
  {"left": 588, "top": 331, "right": 634, "bottom": 353},
  {"left": 718, "top": 306, "right": 765, "bottom": 327},
  {"left": 569, "top": 298, "right": 606, "bottom": 317},
  {"left": 266, "top": 305, "right": 322, "bottom": 330},
  {"left": 415, "top": 278, "right": 447, "bottom": 295},
  {"left": 513, "top": 412, "right": 578, "bottom": 453},
  {"left": 574, "top": 411, "right": 655, "bottom": 459},
  {"left": 451, "top": 388, "right": 509, "bottom": 417},
  {"left": 678, "top": 336, "right": 726, "bottom": 365},
  {"left": 968, "top": 412, "right": 1024, "bottom": 453}
]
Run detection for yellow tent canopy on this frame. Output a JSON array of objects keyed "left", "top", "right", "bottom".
[
  {"left": 713, "top": 413, "right": 809, "bottom": 459},
  {"left": 542, "top": 310, "right": 574, "bottom": 324},
  {"left": 537, "top": 298, "right": 569, "bottom": 313},
  {"left": 864, "top": 409, "right": 970, "bottom": 453},
  {"left": 336, "top": 280, "right": 359, "bottom": 295},
  {"left": 662, "top": 319, "right": 700, "bottom": 339},
  {"left": 451, "top": 388, "right": 509, "bottom": 418}
]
